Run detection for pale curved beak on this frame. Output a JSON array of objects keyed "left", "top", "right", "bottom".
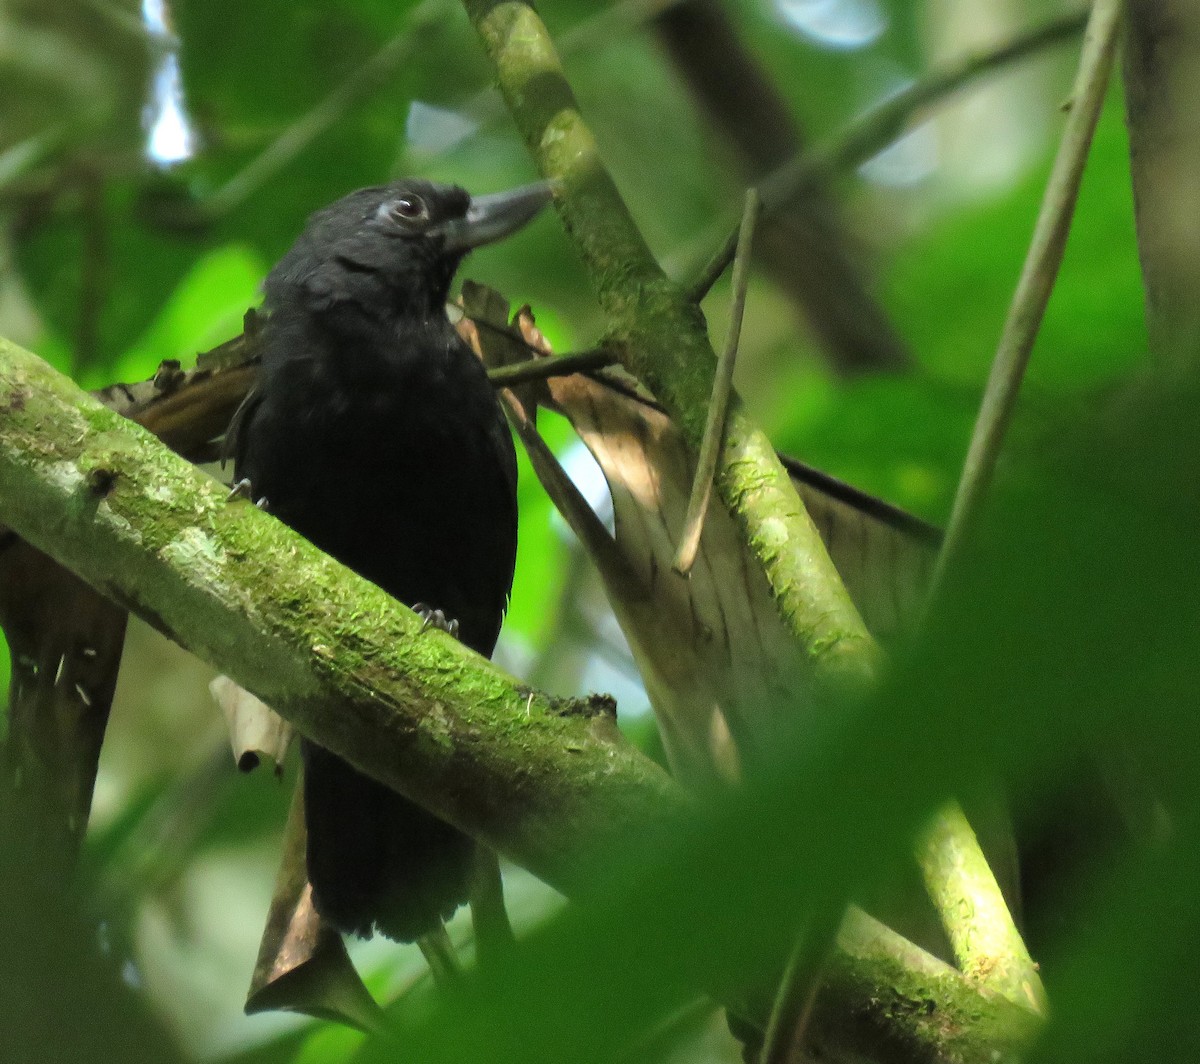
[{"left": 440, "top": 180, "right": 555, "bottom": 252}]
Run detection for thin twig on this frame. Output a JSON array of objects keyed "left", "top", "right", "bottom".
[
  {"left": 0, "top": 126, "right": 68, "bottom": 192},
  {"left": 674, "top": 189, "right": 760, "bottom": 575},
  {"left": 917, "top": 802, "right": 1046, "bottom": 1012},
  {"left": 486, "top": 348, "right": 616, "bottom": 387},
  {"left": 468, "top": 847, "right": 516, "bottom": 969},
  {"left": 687, "top": 6, "right": 1089, "bottom": 301},
  {"left": 556, "top": 0, "right": 686, "bottom": 55},
  {"left": 418, "top": 924, "right": 463, "bottom": 988},
  {"left": 928, "top": 0, "right": 1124, "bottom": 603},
  {"left": 761, "top": 928, "right": 830, "bottom": 1064}
]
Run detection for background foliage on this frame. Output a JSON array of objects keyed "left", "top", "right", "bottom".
[{"left": 4, "top": 1, "right": 1192, "bottom": 1062}]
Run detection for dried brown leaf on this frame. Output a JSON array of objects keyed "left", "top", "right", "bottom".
[
  {"left": 209, "top": 675, "right": 294, "bottom": 774},
  {"left": 457, "top": 283, "right": 936, "bottom": 788},
  {"left": 246, "top": 778, "right": 384, "bottom": 1031}
]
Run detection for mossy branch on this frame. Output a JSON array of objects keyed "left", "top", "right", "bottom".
[
  {"left": 917, "top": 803, "right": 1046, "bottom": 1011},
  {"left": 0, "top": 336, "right": 684, "bottom": 896},
  {"left": 0, "top": 337, "right": 1042, "bottom": 1062},
  {"left": 463, "top": 0, "right": 879, "bottom": 692}
]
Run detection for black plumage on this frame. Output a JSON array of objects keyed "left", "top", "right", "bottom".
[{"left": 232, "top": 178, "right": 550, "bottom": 941}]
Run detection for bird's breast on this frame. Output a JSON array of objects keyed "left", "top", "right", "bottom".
[{"left": 241, "top": 345, "right": 517, "bottom": 654}]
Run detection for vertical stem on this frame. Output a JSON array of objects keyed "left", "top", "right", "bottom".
[
  {"left": 674, "top": 189, "right": 760, "bottom": 575},
  {"left": 929, "top": 0, "right": 1124, "bottom": 602},
  {"left": 918, "top": 802, "right": 1046, "bottom": 1012}
]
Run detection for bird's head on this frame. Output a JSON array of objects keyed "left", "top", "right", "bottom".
[{"left": 266, "top": 179, "right": 554, "bottom": 319}]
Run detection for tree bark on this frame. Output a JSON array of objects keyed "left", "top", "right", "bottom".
[
  {"left": 464, "top": 0, "right": 881, "bottom": 695},
  {"left": 0, "top": 335, "right": 685, "bottom": 898},
  {"left": 0, "top": 334, "right": 1043, "bottom": 1064}
]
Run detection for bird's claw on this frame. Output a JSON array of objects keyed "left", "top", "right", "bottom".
[
  {"left": 413, "top": 604, "right": 460, "bottom": 639},
  {"left": 227, "top": 478, "right": 269, "bottom": 510}
]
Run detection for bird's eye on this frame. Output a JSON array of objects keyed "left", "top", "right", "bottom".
[{"left": 389, "top": 195, "right": 428, "bottom": 223}]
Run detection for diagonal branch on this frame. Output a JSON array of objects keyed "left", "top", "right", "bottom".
[
  {"left": 464, "top": 0, "right": 879, "bottom": 693},
  {"left": 0, "top": 338, "right": 1044, "bottom": 1062},
  {"left": 689, "top": 6, "right": 1090, "bottom": 300},
  {"left": 918, "top": 802, "right": 1046, "bottom": 1011},
  {"left": 0, "top": 336, "right": 684, "bottom": 897},
  {"left": 652, "top": 0, "right": 911, "bottom": 372},
  {"left": 929, "top": 0, "right": 1124, "bottom": 601}
]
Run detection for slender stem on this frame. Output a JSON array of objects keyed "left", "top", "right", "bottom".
[
  {"left": 674, "top": 189, "right": 760, "bottom": 575},
  {"left": 0, "top": 126, "right": 67, "bottom": 191},
  {"left": 929, "top": 0, "right": 1124, "bottom": 603},
  {"left": 761, "top": 929, "right": 827, "bottom": 1064},
  {"left": 918, "top": 803, "right": 1046, "bottom": 1012},
  {"left": 687, "top": 6, "right": 1090, "bottom": 301},
  {"left": 418, "top": 924, "right": 464, "bottom": 988},
  {"left": 486, "top": 348, "right": 616, "bottom": 387},
  {"left": 469, "top": 847, "right": 517, "bottom": 968},
  {"left": 555, "top": 0, "right": 686, "bottom": 55}
]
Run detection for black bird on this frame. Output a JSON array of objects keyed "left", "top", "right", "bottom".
[{"left": 232, "top": 178, "right": 551, "bottom": 942}]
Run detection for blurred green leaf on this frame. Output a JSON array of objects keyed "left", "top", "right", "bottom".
[
  {"left": 98, "top": 242, "right": 266, "bottom": 388},
  {"left": 886, "top": 90, "right": 1145, "bottom": 390}
]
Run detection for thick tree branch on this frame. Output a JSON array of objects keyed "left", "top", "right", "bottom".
[
  {"left": 0, "top": 336, "right": 684, "bottom": 897},
  {"left": 0, "top": 340, "right": 1044, "bottom": 1061},
  {"left": 464, "top": 0, "right": 879, "bottom": 692},
  {"left": 917, "top": 803, "right": 1045, "bottom": 1011}
]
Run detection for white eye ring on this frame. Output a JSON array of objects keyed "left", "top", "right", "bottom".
[{"left": 388, "top": 195, "right": 429, "bottom": 223}]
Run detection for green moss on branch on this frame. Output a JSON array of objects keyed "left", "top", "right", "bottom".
[
  {"left": 0, "top": 339, "right": 1043, "bottom": 1061},
  {"left": 464, "top": 0, "right": 879, "bottom": 689},
  {"left": 0, "top": 336, "right": 683, "bottom": 895}
]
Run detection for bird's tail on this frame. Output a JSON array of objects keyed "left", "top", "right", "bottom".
[{"left": 302, "top": 739, "right": 475, "bottom": 943}]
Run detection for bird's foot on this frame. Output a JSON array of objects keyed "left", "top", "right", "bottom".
[
  {"left": 413, "top": 604, "right": 460, "bottom": 639},
  {"left": 227, "top": 478, "right": 270, "bottom": 510}
]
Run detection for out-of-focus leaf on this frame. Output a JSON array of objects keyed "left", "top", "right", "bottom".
[
  {"left": 211, "top": 675, "right": 294, "bottom": 775},
  {"left": 0, "top": 0, "right": 149, "bottom": 154},
  {"left": 101, "top": 243, "right": 266, "bottom": 389},
  {"left": 15, "top": 182, "right": 204, "bottom": 378},
  {"left": 247, "top": 779, "right": 384, "bottom": 1033},
  {"left": 349, "top": 372, "right": 1196, "bottom": 1064},
  {"left": 887, "top": 92, "right": 1145, "bottom": 390},
  {"left": 0, "top": 827, "right": 188, "bottom": 1064},
  {"left": 1029, "top": 805, "right": 1200, "bottom": 1064}
]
